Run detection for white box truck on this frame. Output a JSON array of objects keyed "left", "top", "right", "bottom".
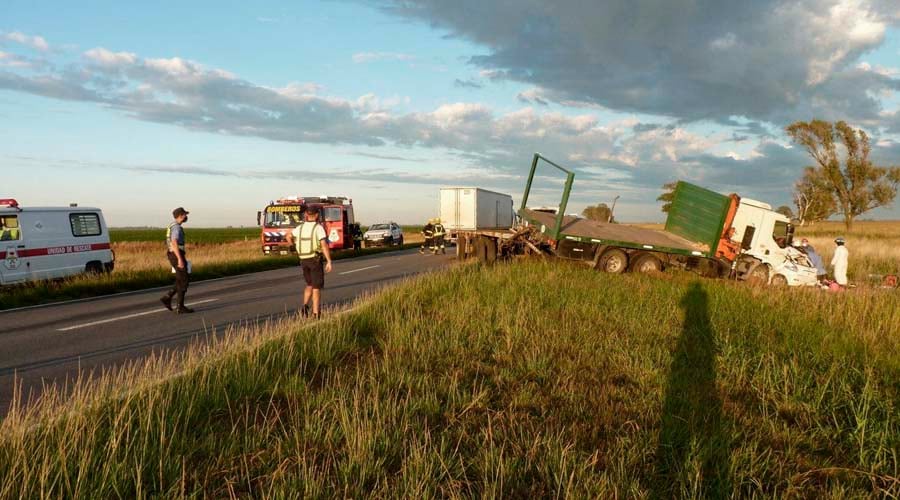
[
  {"left": 440, "top": 187, "right": 514, "bottom": 243},
  {"left": 1, "top": 199, "right": 115, "bottom": 286}
]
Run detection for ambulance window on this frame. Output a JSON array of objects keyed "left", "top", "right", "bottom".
[
  {"left": 70, "top": 213, "right": 102, "bottom": 237},
  {"left": 0, "top": 215, "right": 20, "bottom": 241},
  {"left": 323, "top": 207, "right": 342, "bottom": 222}
]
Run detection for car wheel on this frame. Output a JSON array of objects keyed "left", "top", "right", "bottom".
[
  {"left": 771, "top": 274, "right": 788, "bottom": 286},
  {"left": 398, "top": 236, "right": 404, "bottom": 246}
]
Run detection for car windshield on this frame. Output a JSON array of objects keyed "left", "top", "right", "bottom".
[
  {"left": 370, "top": 224, "right": 389, "bottom": 230},
  {"left": 264, "top": 206, "right": 303, "bottom": 227}
]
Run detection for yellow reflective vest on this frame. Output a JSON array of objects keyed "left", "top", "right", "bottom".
[{"left": 295, "top": 221, "right": 323, "bottom": 259}]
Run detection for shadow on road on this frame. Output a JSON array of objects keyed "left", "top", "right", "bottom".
[{"left": 652, "top": 282, "right": 731, "bottom": 498}]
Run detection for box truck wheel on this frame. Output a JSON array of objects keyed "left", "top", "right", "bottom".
[
  {"left": 598, "top": 249, "right": 628, "bottom": 273},
  {"left": 631, "top": 253, "right": 661, "bottom": 273}
]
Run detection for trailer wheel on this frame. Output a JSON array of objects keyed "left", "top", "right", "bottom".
[
  {"left": 771, "top": 274, "right": 788, "bottom": 286},
  {"left": 474, "top": 237, "right": 497, "bottom": 264},
  {"left": 598, "top": 249, "right": 628, "bottom": 274},
  {"left": 632, "top": 253, "right": 662, "bottom": 273},
  {"left": 457, "top": 235, "right": 468, "bottom": 259},
  {"left": 746, "top": 262, "right": 769, "bottom": 285}
]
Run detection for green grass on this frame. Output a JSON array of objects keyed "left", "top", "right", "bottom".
[
  {"left": 111, "top": 227, "right": 260, "bottom": 244},
  {"left": 0, "top": 244, "right": 421, "bottom": 310},
  {"left": 2, "top": 261, "right": 897, "bottom": 497}
]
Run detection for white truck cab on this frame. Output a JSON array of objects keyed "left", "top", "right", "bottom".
[
  {"left": 0, "top": 199, "right": 115, "bottom": 286},
  {"left": 730, "top": 198, "right": 818, "bottom": 286}
]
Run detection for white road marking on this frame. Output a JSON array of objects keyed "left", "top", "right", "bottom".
[
  {"left": 57, "top": 299, "right": 220, "bottom": 332},
  {"left": 339, "top": 265, "right": 380, "bottom": 275}
]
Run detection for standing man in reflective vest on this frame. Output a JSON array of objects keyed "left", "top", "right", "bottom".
[
  {"left": 432, "top": 218, "right": 446, "bottom": 254},
  {"left": 287, "top": 205, "right": 333, "bottom": 319},
  {"left": 160, "top": 207, "right": 193, "bottom": 313}
]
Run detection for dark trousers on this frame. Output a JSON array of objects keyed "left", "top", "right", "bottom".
[{"left": 166, "top": 251, "right": 189, "bottom": 307}]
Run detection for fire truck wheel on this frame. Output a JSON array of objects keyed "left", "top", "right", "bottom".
[{"left": 598, "top": 249, "right": 628, "bottom": 274}]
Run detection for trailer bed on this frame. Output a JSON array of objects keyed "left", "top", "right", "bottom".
[{"left": 521, "top": 209, "right": 709, "bottom": 255}]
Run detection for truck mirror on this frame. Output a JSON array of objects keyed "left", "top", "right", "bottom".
[
  {"left": 256, "top": 211, "right": 261, "bottom": 226},
  {"left": 785, "top": 223, "right": 795, "bottom": 247}
]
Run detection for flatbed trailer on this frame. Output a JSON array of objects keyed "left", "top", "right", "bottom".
[{"left": 457, "top": 153, "right": 819, "bottom": 286}]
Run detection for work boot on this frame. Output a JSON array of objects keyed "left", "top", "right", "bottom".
[
  {"left": 160, "top": 295, "right": 173, "bottom": 311},
  {"left": 175, "top": 306, "right": 195, "bottom": 314}
]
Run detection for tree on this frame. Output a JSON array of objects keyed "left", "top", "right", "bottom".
[
  {"left": 786, "top": 119, "right": 900, "bottom": 231},
  {"left": 657, "top": 182, "right": 677, "bottom": 213},
  {"left": 792, "top": 166, "right": 836, "bottom": 225},
  {"left": 582, "top": 203, "right": 613, "bottom": 222},
  {"left": 775, "top": 205, "right": 794, "bottom": 219}
]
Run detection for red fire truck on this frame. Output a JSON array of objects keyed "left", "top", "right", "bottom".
[{"left": 257, "top": 196, "right": 359, "bottom": 255}]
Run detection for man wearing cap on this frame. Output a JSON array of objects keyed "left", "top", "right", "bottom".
[
  {"left": 287, "top": 205, "right": 333, "bottom": 319},
  {"left": 799, "top": 238, "right": 826, "bottom": 282},
  {"left": 160, "top": 207, "right": 193, "bottom": 313},
  {"left": 831, "top": 237, "right": 849, "bottom": 286}
]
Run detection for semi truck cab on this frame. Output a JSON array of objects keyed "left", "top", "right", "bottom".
[{"left": 730, "top": 199, "right": 819, "bottom": 286}]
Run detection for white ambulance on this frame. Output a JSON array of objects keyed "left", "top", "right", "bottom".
[{"left": 0, "top": 199, "right": 115, "bottom": 286}]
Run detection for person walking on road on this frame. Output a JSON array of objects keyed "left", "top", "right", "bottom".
[
  {"left": 831, "top": 237, "right": 849, "bottom": 286},
  {"left": 432, "top": 218, "right": 446, "bottom": 254},
  {"left": 421, "top": 219, "right": 435, "bottom": 255},
  {"left": 287, "top": 205, "right": 333, "bottom": 319},
  {"left": 160, "top": 207, "right": 193, "bottom": 313},
  {"left": 799, "top": 238, "right": 826, "bottom": 282}
]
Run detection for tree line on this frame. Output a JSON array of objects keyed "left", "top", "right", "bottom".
[{"left": 653, "top": 120, "right": 899, "bottom": 231}]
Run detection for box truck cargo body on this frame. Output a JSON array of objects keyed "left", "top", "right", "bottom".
[{"left": 440, "top": 188, "right": 514, "bottom": 241}]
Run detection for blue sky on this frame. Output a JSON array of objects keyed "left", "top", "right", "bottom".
[{"left": 2, "top": 0, "right": 899, "bottom": 226}]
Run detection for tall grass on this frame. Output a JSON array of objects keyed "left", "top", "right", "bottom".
[{"left": 1, "top": 260, "right": 897, "bottom": 497}]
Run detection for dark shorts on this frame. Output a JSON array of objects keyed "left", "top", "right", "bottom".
[{"left": 300, "top": 257, "right": 325, "bottom": 289}]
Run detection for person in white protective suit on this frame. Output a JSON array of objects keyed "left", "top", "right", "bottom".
[{"left": 831, "top": 237, "right": 849, "bottom": 286}]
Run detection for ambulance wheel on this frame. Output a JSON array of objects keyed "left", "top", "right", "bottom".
[
  {"left": 85, "top": 261, "right": 104, "bottom": 275},
  {"left": 631, "top": 253, "right": 662, "bottom": 273},
  {"left": 598, "top": 249, "right": 628, "bottom": 274},
  {"left": 771, "top": 274, "right": 788, "bottom": 286}
]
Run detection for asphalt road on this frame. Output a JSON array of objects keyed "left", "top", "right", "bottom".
[{"left": 0, "top": 249, "right": 454, "bottom": 414}]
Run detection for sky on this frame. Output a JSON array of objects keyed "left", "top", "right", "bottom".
[{"left": 2, "top": 0, "right": 899, "bottom": 226}]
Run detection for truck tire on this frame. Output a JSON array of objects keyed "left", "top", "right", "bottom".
[
  {"left": 474, "top": 237, "right": 497, "bottom": 264},
  {"left": 457, "top": 235, "right": 468, "bottom": 259},
  {"left": 771, "top": 274, "right": 788, "bottom": 286},
  {"left": 746, "top": 262, "right": 769, "bottom": 285},
  {"left": 598, "top": 249, "right": 628, "bottom": 274},
  {"left": 631, "top": 253, "right": 662, "bottom": 273}
]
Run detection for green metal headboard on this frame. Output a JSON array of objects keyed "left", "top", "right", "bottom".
[{"left": 519, "top": 153, "right": 575, "bottom": 241}]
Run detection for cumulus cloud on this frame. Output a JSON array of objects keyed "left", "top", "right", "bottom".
[
  {"left": 371, "top": 0, "right": 900, "bottom": 127},
  {"left": 453, "top": 78, "right": 482, "bottom": 89},
  {"left": 2, "top": 31, "right": 50, "bottom": 51}
]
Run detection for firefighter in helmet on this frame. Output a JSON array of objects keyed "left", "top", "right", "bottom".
[
  {"left": 432, "top": 218, "right": 446, "bottom": 254},
  {"left": 421, "top": 218, "right": 435, "bottom": 254}
]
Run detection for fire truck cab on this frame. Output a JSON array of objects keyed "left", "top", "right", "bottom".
[{"left": 257, "top": 196, "right": 358, "bottom": 255}]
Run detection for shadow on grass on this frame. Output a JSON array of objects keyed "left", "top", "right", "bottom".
[{"left": 652, "top": 282, "right": 731, "bottom": 498}]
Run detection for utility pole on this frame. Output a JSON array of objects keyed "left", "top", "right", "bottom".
[{"left": 608, "top": 195, "right": 620, "bottom": 223}]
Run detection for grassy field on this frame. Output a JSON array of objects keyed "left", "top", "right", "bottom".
[
  {"left": 2, "top": 260, "right": 897, "bottom": 497},
  {"left": 110, "top": 226, "right": 425, "bottom": 244}
]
